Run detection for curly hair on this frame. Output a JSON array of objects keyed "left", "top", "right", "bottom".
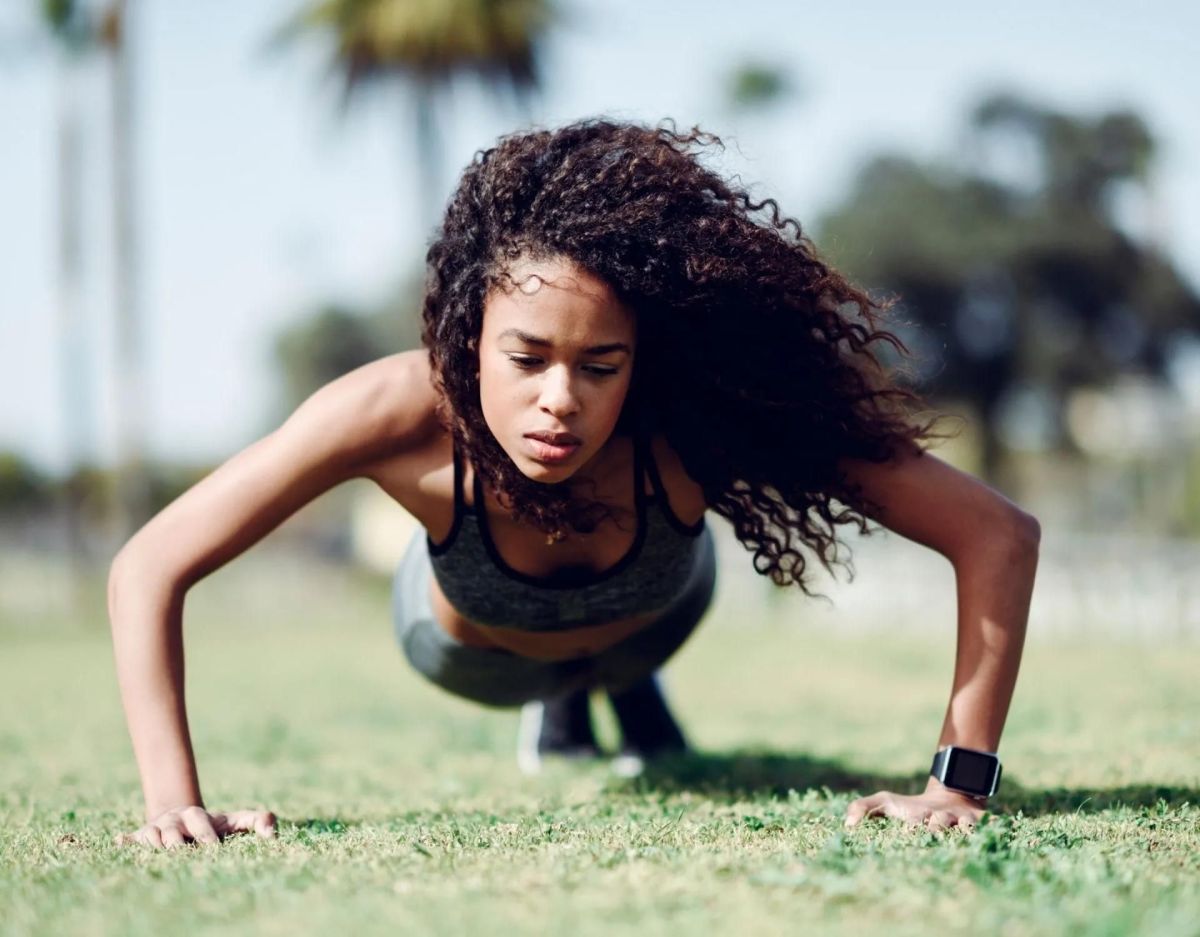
[{"left": 421, "top": 117, "right": 941, "bottom": 592}]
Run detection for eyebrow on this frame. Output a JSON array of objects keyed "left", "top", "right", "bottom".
[{"left": 497, "top": 328, "right": 631, "bottom": 355}]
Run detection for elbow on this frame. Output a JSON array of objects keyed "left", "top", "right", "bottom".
[
  {"left": 107, "top": 546, "right": 139, "bottom": 620},
  {"left": 949, "top": 505, "right": 1040, "bottom": 571},
  {"left": 990, "top": 507, "right": 1040, "bottom": 571},
  {"left": 1010, "top": 508, "right": 1041, "bottom": 555},
  {"left": 107, "top": 541, "right": 184, "bottom": 621}
]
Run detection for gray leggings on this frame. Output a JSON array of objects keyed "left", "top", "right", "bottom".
[{"left": 392, "top": 527, "right": 716, "bottom": 708}]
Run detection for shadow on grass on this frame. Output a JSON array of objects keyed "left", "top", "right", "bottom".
[
  {"left": 608, "top": 749, "right": 1198, "bottom": 817},
  {"left": 268, "top": 754, "right": 1194, "bottom": 833}
]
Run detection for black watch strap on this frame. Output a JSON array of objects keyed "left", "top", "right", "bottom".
[{"left": 930, "top": 745, "right": 1002, "bottom": 799}]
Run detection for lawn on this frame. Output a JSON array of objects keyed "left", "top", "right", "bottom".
[{"left": 1, "top": 548, "right": 1197, "bottom": 936}]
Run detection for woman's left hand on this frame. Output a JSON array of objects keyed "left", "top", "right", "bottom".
[{"left": 844, "top": 778, "right": 987, "bottom": 833}]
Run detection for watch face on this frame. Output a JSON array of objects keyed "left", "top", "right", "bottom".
[{"left": 945, "top": 748, "right": 998, "bottom": 795}]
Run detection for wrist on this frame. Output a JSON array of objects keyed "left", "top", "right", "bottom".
[
  {"left": 924, "top": 774, "right": 987, "bottom": 803},
  {"left": 928, "top": 744, "right": 1001, "bottom": 800},
  {"left": 142, "top": 765, "right": 203, "bottom": 821},
  {"left": 145, "top": 791, "right": 204, "bottom": 821}
]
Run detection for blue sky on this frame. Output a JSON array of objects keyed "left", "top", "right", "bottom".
[{"left": 3, "top": 0, "right": 1198, "bottom": 472}]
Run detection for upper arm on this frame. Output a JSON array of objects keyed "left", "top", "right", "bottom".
[
  {"left": 833, "top": 450, "right": 1040, "bottom": 562},
  {"left": 112, "top": 350, "right": 440, "bottom": 589}
]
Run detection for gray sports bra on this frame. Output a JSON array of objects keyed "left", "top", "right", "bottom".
[{"left": 427, "top": 432, "right": 707, "bottom": 630}]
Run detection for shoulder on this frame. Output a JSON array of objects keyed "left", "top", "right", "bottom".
[
  {"left": 112, "top": 351, "right": 444, "bottom": 586},
  {"left": 283, "top": 349, "right": 444, "bottom": 474}
]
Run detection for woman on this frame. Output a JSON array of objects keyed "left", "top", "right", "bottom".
[{"left": 109, "top": 119, "right": 1040, "bottom": 849}]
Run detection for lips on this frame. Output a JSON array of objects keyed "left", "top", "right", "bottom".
[
  {"left": 525, "top": 430, "right": 582, "bottom": 446},
  {"left": 523, "top": 431, "right": 582, "bottom": 465}
]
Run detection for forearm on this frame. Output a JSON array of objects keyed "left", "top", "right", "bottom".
[
  {"left": 933, "top": 519, "right": 1040, "bottom": 756},
  {"left": 108, "top": 556, "right": 204, "bottom": 819},
  {"left": 837, "top": 453, "right": 1040, "bottom": 827}
]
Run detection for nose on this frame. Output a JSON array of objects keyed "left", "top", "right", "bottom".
[{"left": 538, "top": 364, "right": 581, "bottom": 419}]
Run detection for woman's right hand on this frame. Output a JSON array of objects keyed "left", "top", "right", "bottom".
[{"left": 115, "top": 806, "right": 277, "bottom": 849}]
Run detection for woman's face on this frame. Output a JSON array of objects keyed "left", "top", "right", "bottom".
[{"left": 478, "top": 256, "right": 636, "bottom": 484}]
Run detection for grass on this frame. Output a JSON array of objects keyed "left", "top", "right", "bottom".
[{"left": 1, "top": 549, "right": 1197, "bottom": 936}]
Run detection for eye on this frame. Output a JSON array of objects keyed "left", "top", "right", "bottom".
[{"left": 506, "top": 355, "right": 619, "bottom": 377}]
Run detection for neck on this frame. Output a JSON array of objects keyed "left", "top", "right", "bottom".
[{"left": 568, "top": 433, "right": 631, "bottom": 491}]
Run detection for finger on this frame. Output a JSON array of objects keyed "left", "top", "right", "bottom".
[
  {"left": 255, "top": 810, "right": 277, "bottom": 839},
  {"left": 160, "top": 825, "right": 187, "bottom": 849},
  {"left": 927, "top": 810, "right": 956, "bottom": 833},
  {"left": 211, "top": 812, "right": 259, "bottom": 838},
  {"left": 844, "top": 794, "right": 885, "bottom": 828},
  {"left": 142, "top": 825, "right": 164, "bottom": 850},
  {"left": 844, "top": 795, "right": 873, "bottom": 828},
  {"left": 957, "top": 812, "right": 979, "bottom": 833},
  {"left": 221, "top": 810, "right": 277, "bottom": 839},
  {"left": 858, "top": 793, "right": 905, "bottom": 826},
  {"left": 904, "top": 806, "right": 932, "bottom": 829},
  {"left": 179, "top": 807, "right": 220, "bottom": 845}
]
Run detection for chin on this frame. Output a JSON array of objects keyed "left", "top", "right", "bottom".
[
  {"left": 518, "top": 460, "right": 574, "bottom": 485},
  {"left": 506, "top": 447, "right": 576, "bottom": 484}
]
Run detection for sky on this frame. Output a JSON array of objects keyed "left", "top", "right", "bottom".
[{"left": 3, "top": 0, "right": 1199, "bottom": 473}]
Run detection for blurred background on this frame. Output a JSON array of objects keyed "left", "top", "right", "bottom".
[{"left": 2, "top": 0, "right": 1199, "bottom": 637}]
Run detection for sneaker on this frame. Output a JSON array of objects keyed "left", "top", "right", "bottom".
[
  {"left": 516, "top": 689, "right": 601, "bottom": 775},
  {"left": 609, "top": 751, "right": 647, "bottom": 779},
  {"left": 607, "top": 673, "right": 688, "bottom": 762}
]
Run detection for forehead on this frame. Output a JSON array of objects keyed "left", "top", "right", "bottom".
[{"left": 483, "top": 257, "right": 634, "bottom": 342}]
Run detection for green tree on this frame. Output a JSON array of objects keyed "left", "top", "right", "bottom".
[
  {"left": 725, "top": 60, "right": 798, "bottom": 112},
  {"left": 272, "top": 274, "right": 425, "bottom": 418},
  {"left": 275, "top": 0, "right": 555, "bottom": 230},
  {"left": 817, "top": 90, "right": 1200, "bottom": 478},
  {"left": 0, "top": 452, "right": 52, "bottom": 515}
]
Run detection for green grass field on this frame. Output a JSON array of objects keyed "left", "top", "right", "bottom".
[{"left": 1, "top": 550, "right": 1197, "bottom": 936}]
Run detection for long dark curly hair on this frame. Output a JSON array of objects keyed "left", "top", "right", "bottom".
[{"left": 421, "top": 117, "right": 942, "bottom": 592}]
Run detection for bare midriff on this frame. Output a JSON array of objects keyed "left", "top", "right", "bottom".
[{"left": 427, "top": 573, "right": 660, "bottom": 662}]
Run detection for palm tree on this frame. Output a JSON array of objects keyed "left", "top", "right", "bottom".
[
  {"left": 41, "top": 0, "right": 95, "bottom": 565},
  {"left": 275, "top": 0, "right": 555, "bottom": 231},
  {"left": 40, "top": 0, "right": 148, "bottom": 553},
  {"left": 98, "top": 0, "right": 150, "bottom": 543}
]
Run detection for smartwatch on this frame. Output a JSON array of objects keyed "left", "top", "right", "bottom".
[{"left": 929, "top": 745, "right": 1002, "bottom": 799}]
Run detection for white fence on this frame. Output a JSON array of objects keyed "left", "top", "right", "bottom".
[
  {"left": 3, "top": 500, "right": 1196, "bottom": 642},
  {"left": 711, "top": 522, "right": 1200, "bottom": 641}
]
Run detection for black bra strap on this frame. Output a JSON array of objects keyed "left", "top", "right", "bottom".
[
  {"left": 451, "top": 441, "right": 467, "bottom": 515},
  {"left": 639, "top": 428, "right": 665, "bottom": 502},
  {"left": 638, "top": 430, "right": 705, "bottom": 537},
  {"left": 427, "top": 441, "right": 466, "bottom": 555}
]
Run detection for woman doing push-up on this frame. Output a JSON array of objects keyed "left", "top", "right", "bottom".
[{"left": 108, "top": 119, "right": 1040, "bottom": 849}]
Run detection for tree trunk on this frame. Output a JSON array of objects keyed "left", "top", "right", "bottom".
[
  {"left": 108, "top": 0, "right": 149, "bottom": 544},
  {"left": 412, "top": 82, "right": 442, "bottom": 237},
  {"left": 54, "top": 50, "right": 92, "bottom": 580}
]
